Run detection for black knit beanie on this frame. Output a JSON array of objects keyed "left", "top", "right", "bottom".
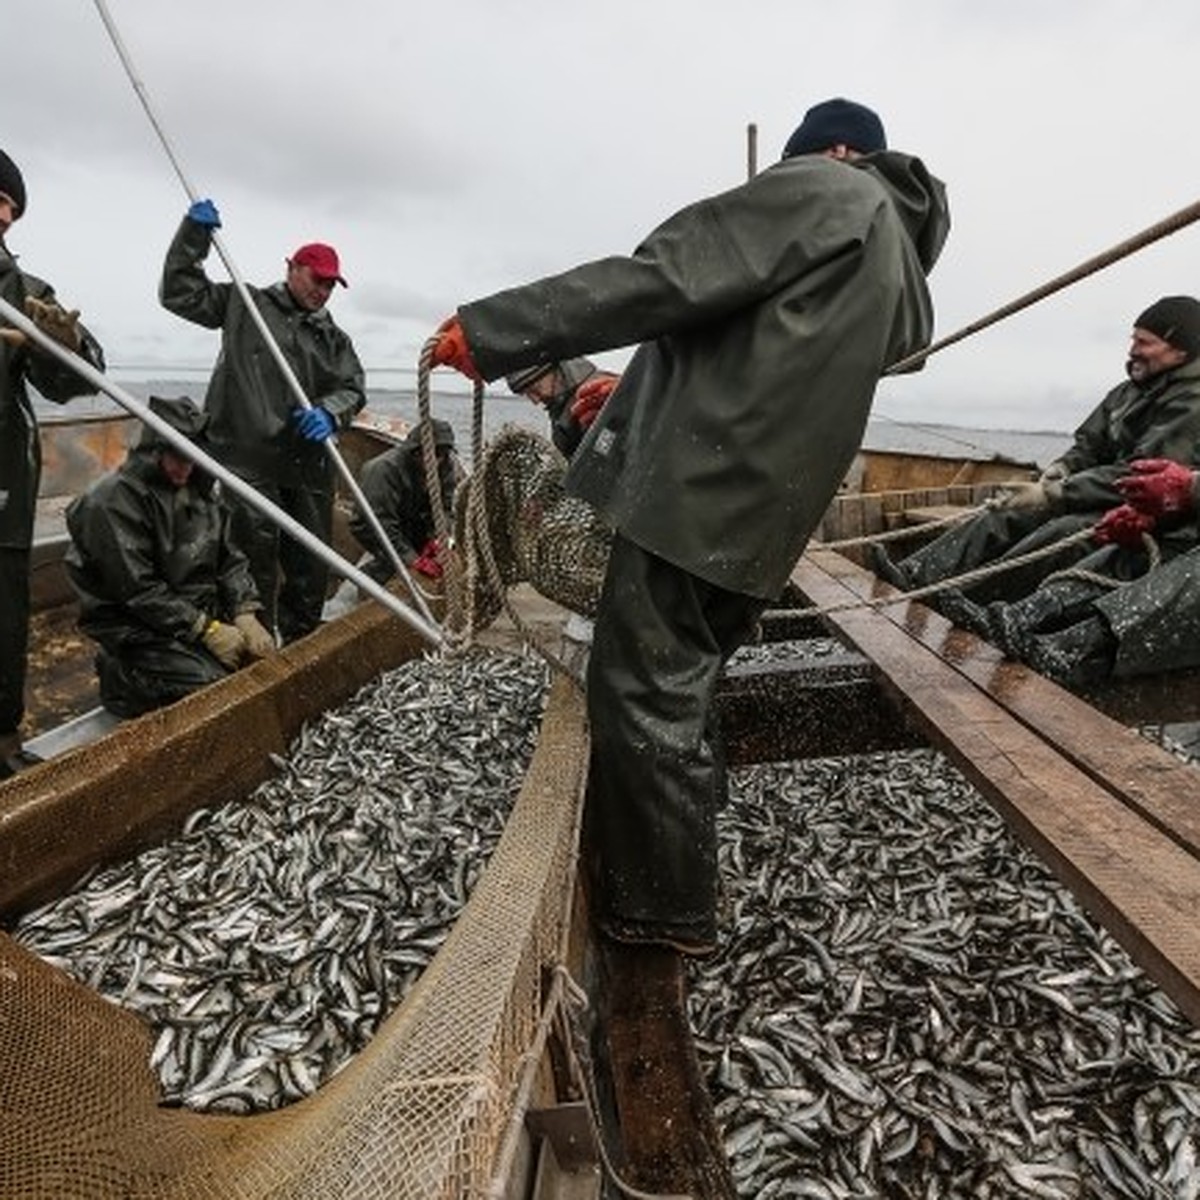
[
  {"left": 0, "top": 149, "right": 26, "bottom": 216},
  {"left": 782, "top": 98, "right": 887, "bottom": 159},
  {"left": 1134, "top": 296, "right": 1200, "bottom": 360}
]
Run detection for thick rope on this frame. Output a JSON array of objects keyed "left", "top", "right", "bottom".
[{"left": 887, "top": 194, "right": 1200, "bottom": 375}]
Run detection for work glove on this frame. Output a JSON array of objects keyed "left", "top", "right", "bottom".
[
  {"left": 1092, "top": 503, "right": 1156, "bottom": 548},
  {"left": 570, "top": 373, "right": 620, "bottom": 430},
  {"left": 292, "top": 406, "right": 336, "bottom": 442},
  {"left": 234, "top": 612, "right": 276, "bottom": 659},
  {"left": 1116, "top": 458, "right": 1197, "bottom": 518},
  {"left": 996, "top": 480, "right": 1051, "bottom": 511},
  {"left": 1039, "top": 460, "right": 1069, "bottom": 485},
  {"left": 187, "top": 198, "right": 222, "bottom": 228},
  {"left": 202, "top": 619, "right": 247, "bottom": 669},
  {"left": 24, "top": 296, "right": 81, "bottom": 351},
  {"left": 429, "top": 315, "right": 482, "bottom": 382},
  {"left": 411, "top": 537, "right": 444, "bottom": 580}
]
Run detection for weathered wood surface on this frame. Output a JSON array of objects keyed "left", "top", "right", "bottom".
[{"left": 790, "top": 547, "right": 1200, "bottom": 1028}]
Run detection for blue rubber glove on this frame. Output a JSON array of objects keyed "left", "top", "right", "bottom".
[
  {"left": 292, "top": 406, "right": 336, "bottom": 442},
  {"left": 187, "top": 198, "right": 221, "bottom": 228}
]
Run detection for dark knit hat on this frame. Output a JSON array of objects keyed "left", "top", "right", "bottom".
[
  {"left": 1134, "top": 296, "right": 1200, "bottom": 360},
  {"left": 0, "top": 149, "right": 27, "bottom": 216},
  {"left": 403, "top": 418, "right": 456, "bottom": 451},
  {"left": 782, "top": 98, "right": 887, "bottom": 159},
  {"left": 506, "top": 362, "right": 557, "bottom": 394},
  {"left": 140, "top": 395, "right": 209, "bottom": 448}
]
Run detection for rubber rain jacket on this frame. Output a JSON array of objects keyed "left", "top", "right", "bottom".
[
  {"left": 65, "top": 428, "right": 260, "bottom": 649},
  {"left": 159, "top": 218, "right": 365, "bottom": 494},
  {"left": 1, "top": 245, "right": 105, "bottom": 549},
  {"left": 460, "top": 150, "right": 950, "bottom": 600}
]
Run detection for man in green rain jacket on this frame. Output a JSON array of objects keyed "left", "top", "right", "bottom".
[
  {"left": 160, "top": 205, "right": 365, "bottom": 643},
  {"left": 428, "top": 98, "right": 949, "bottom": 1192},
  {"left": 433, "top": 96, "right": 949, "bottom": 942},
  {"left": 0, "top": 147, "right": 106, "bottom": 778}
]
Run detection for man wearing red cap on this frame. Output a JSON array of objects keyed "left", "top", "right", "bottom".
[
  {"left": 160, "top": 200, "right": 364, "bottom": 643},
  {"left": 0, "top": 146, "right": 106, "bottom": 778}
]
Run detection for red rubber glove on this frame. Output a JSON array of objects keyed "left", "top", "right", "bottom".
[
  {"left": 429, "top": 316, "right": 482, "bottom": 383},
  {"left": 569, "top": 373, "right": 620, "bottom": 430},
  {"left": 411, "top": 537, "right": 444, "bottom": 579},
  {"left": 1092, "top": 503, "right": 1156, "bottom": 548},
  {"left": 1116, "top": 458, "right": 1196, "bottom": 517}
]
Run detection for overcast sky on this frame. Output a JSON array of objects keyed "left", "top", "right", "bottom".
[{"left": 7, "top": 0, "right": 1200, "bottom": 433}]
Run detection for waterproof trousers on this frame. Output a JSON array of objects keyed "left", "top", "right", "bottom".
[
  {"left": 95, "top": 638, "right": 230, "bottom": 718},
  {"left": 899, "top": 508, "right": 1096, "bottom": 603},
  {"left": 0, "top": 547, "right": 31, "bottom": 737},
  {"left": 583, "top": 534, "right": 764, "bottom": 954},
  {"left": 225, "top": 478, "right": 333, "bottom": 644}
]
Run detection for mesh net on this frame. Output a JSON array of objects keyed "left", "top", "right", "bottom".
[
  {"left": 454, "top": 426, "right": 612, "bottom": 634},
  {"left": 0, "top": 674, "right": 589, "bottom": 1199}
]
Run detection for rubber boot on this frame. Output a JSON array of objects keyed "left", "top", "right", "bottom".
[
  {"left": 1020, "top": 615, "right": 1118, "bottom": 686},
  {"left": 869, "top": 542, "right": 913, "bottom": 591},
  {"left": 983, "top": 582, "right": 1097, "bottom": 662},
  {"left": 934, "top": 587, "right": 992, "bottom": 637},
  {"left": 591, "top": 935, "right": 736, "bottom": 1199}
]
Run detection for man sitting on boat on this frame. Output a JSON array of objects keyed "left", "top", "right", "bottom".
[
  {"left": 872, "top": 296, "right": 1200, "bottom": 604},
  {"left": 939, "top": 457, "right": 1200, "bottom": 686},
  {"left": 0, "top": 146, "right": 107, "bottom": 779},
  {"left": 64, "top": 396, "right": 277, "bottom": 719},
  {"left": 349, "top": 419, "right": 459, "bottom": 586}
]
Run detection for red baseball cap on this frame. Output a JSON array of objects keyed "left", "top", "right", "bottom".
[{"left": 289, "top": 242, "right": 347, "bottom": 287}]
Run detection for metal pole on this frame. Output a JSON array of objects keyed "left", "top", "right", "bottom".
[
  {"left": 90, "top": 0, "right": 436, "bottom": 629},
  {"left": 746, "top": 122, "right": 758, "bottom": 181},
  {"left": 0, "top": 296, "right": 444, "bottom": 648}
]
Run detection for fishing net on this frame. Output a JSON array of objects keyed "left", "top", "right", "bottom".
[
  {"left": 0, "top": 597, "right": 590, "bottom": 1199},
  {"left": 452, "top": 426, "right": 613, "bottom": 634}
]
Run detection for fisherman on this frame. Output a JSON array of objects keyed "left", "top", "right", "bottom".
[
  {"left": 349, "top": 419, "right": 459, "bottom": 585},
  {"left": 429, "top": 97, "right": 950, "bottom": 1193},
  {"left": 64, "top": 396, "right": 276, "bottom": 719},
  {"left": 0, "top": 147, "right": 107, "bottom": 779},
  {"left": 940, "top": 456, "right": 1200, "bottom": 686},
  {"left": 505, "top": 357, "right": 620, "bottom": 459},
  {"left": 159, "top": 199, "right": 366, "bottom": 644},
  {"left": 872, "top": 295, "right": 1200, "bottom": 603}
]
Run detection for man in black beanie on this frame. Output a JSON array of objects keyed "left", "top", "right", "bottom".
[
  {"left": 0, "top": 147, "right": 106, "bottom": 778},
  {"left": 423, "top": 96, "right": 949, "bottom": 1195},
  {"left": 872, "top": 294, "right": 1200, "bottom": 604}
]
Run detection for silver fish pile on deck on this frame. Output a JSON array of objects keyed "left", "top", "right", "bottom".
[
  {"left": 13, "top": 648, "right": 549, "bottom": 1113},
  {"left": 695, "top": 739, "right": 1200, "bottom": 1199}
]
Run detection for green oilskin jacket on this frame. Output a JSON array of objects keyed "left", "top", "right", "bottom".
[
  {"left": 459, "top": 150, "right": 950, "bottom": 599},
  {"left": 0, "top": 243, "right": 105, "bottom": 549},
  {"left": 65, "top": 438, "right": 260, "bottom": 647},
  {"left": 160, "top": 218, "right": 366, "bottom": 491},
  {"left": 349, "top": 444, "right": 457, "bottom": 564},
  {"left": 1055, "top": 357, "right": 1200, "bottom": 513}
]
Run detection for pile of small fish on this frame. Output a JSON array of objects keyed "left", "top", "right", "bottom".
[
  {"left": 693, "top": 743, "right": 1200, "bottom": 1199},
  {"left": 13, "top": 648, "right": 548, "bottom": 1113}
]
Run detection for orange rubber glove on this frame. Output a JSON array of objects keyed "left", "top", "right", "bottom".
[
  {"left": 569, "top": 373, "right": 620, "bottom": 430},
  {"left": 1116, "top": 458, "right": 1196, "bottom": 518},
  {"left": 430, "top": 315, "right": 482, "bottom": 382},
  {"left": 1092, "top": 503, "right": 1156, "bottom": 548}
]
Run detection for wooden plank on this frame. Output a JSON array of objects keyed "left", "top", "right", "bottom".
[
  {"left": 791, "top": 549, "right": 1200, "bottom": 1027},
  {"left": 810, "top": 550, "right": 1200, "bottom": 859}
]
